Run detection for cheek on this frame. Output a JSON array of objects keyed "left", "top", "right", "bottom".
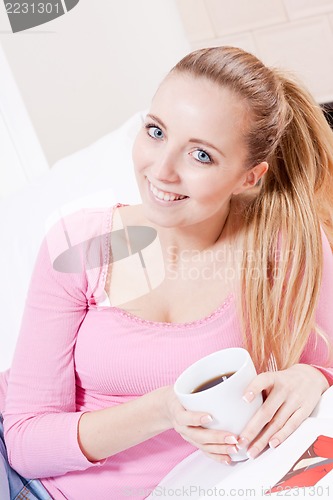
[
  {"left": 188, "top": 173, "right": 224, "bottom": 197},
  {"left": 189, "top": 173, "right": 238, "bottom": 203}
]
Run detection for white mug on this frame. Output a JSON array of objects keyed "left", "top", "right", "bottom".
[{"left": 174, "top": 347, "right": 263, "bottom": 461}]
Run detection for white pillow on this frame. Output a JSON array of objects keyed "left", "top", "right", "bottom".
[{"left": 0, "top": 111, "right": 143, "bottom": 371}]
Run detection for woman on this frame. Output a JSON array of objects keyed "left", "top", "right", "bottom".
[{"left": 1, "top": 46, "right": 333, "bottom": 499}]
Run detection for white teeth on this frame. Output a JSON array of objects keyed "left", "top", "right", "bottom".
[{"left": 149, "top": 181, "right": 187, "bottom": 202}]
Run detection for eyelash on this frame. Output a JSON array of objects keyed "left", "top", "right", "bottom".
[
  {"left": 144, "top": 123, "right": 162, "bottom": 139},
  {"left": 193, "top": 148, "right": 214, "bottom": 165},
  {"left": 144, "top": 122, "right": 215, "bottom": 165}
]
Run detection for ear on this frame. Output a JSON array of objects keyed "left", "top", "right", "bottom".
[{"left": 233, "top": 162, "right": 268, "bottom": 195}]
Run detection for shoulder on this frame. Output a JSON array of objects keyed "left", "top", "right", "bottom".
[
  {"left": 45, "top": 205, "right": 123, "bottom": 275},
  {"left": 115, "top": 203, "right": 146, "bottom": 226}
]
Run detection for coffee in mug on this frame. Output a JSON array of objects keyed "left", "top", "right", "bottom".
[
  {"left": 174, "top": 348, "right": 263, "bottom": 461},
  {"left": 191, "top": 372, "right": 235, "bottom": 393}
]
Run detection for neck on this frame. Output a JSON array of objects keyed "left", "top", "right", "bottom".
[{"left": 157, "top": 203, "right": 231, "bottom": 257}]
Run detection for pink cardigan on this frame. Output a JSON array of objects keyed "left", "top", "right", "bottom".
[{"left": 2, "top": 206, "right": 333, "bottom": 500}]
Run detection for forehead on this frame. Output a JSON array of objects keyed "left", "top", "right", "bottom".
[{"left": 151, "top": 74, "right": 249, "bottom": 143}]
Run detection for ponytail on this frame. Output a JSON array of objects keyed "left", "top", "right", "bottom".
[{"left": 241, "top": 72, "right": 333, "bottom": 371}]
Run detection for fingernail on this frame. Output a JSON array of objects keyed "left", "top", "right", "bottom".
[
  {"left": 225, "top": 435, "right": 238, "bottom": 445},
  {"left": 201, "top": 415, "right": 213, "bottom": 425},
  {"left": 227, "top": 446, "right": 238, "bottom": 455},
  {"left": 269, "top": 438, "right": 279, "bottom": 449},
  {"left": 243, "top": 391, "right": 255, "bottom": 403},
  {"left": 236, "top": 437, "right": 249, "bottom": 450},
  {"left": 247, "top": 447, "right": 259, "bottom": 459}
]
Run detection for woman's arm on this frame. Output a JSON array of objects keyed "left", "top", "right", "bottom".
[
  {"left": 77, "top": 387, "right": 170, "bottom": 462},
  {"left": 3, "top": 235, "right": 93, "bottom": 478},
  {"left": 77, "top": 385, "right": 200, "bottom": 461}
]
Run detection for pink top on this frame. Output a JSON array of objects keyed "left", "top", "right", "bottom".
[{"left": 2, "top": 206, "right": 333, "bottom": 500}]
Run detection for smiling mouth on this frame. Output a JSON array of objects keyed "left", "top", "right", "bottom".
[{"left": 148, "top": 181, "right": 189, "bottom": 202}]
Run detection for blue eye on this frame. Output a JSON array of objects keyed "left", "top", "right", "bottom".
[
  {"left": 146, "top": 125, "right": 164, "bottom": 140},
  {"left": 192, "top": 149, "right": 212, "bottom": 164}
]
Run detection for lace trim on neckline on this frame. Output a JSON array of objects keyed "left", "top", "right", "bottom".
[{"left": 106, "top": 293, "right": 235, "bottom": 329}]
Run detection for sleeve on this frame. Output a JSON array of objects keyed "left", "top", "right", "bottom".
[
  {"left": 300, "top": 228, "right": 333, "bottom": 386},
  {"left": 3, "top": 229, "right": 106, "bottom": 479}
]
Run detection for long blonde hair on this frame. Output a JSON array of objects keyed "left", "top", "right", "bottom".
[{"left": 171, "top": 46, "right": 333, "bottom": 372}]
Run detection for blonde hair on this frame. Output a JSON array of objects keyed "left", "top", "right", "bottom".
[{"left": 171, "top": 46, "right": 333, "bottom": 372}]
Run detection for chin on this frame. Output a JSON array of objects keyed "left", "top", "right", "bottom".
[{"left": 141, "top": 204, "right": 181, "bottom": 228}]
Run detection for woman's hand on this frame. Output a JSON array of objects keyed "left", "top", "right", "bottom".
[
  {"left": 237, "top": 364, "right": 329, "bottom": 459},
  {"left": 162, "top": 386, "right": 238, "bottom": 464}
]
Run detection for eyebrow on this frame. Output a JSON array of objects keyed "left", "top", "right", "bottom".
[{"left": 145, "top": 113, "right": 226, "bottom": 157}]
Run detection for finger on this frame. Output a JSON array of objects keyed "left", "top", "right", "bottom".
[
  {"left": 174, "top": 407, "right": 214, "bottom": 428},
  {"left": 195, "top": 442, "right": 238, "bottom": 456},
  {"left": 180, "top": 426, "right": 238, "bottom": 447},
  {"left": 266, "top": 406, "right": 311, "bottom": 451},
  {"left": 178, "top": 428, "right": 240, "bottom": 457},
  {"left": 246, "top": 394, "right": 313, "bottom": 459},
  {"left": 237, "top": 388, "right": 287, "bottom": 449},
  {"left": 203, "top": 452, "right": 231, "bottom": 465},
  {"left": 242, "top": 372, "right": 275, "bottom": 403}
]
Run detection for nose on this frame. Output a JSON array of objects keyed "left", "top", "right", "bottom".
[{"left": 150, "top": 147, "right": 180, "bottom": 184}]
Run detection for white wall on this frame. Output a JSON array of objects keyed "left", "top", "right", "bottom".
[
  {"left": 0, "top": 45, "right": 49, "bottom": 199},
  {"left": 0, "top": 0, "right": 190, "bottom": 167},
  {"left": 177, "top": 0, "right": 333, "bottom": 104}
]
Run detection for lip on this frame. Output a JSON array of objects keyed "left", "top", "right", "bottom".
[{"left": 147, "top": 180, "right": 189, "bottom": 207}]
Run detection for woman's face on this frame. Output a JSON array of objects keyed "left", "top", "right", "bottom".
[{"left": 132, "top": 74, "right": 261, "bottom": 230}]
